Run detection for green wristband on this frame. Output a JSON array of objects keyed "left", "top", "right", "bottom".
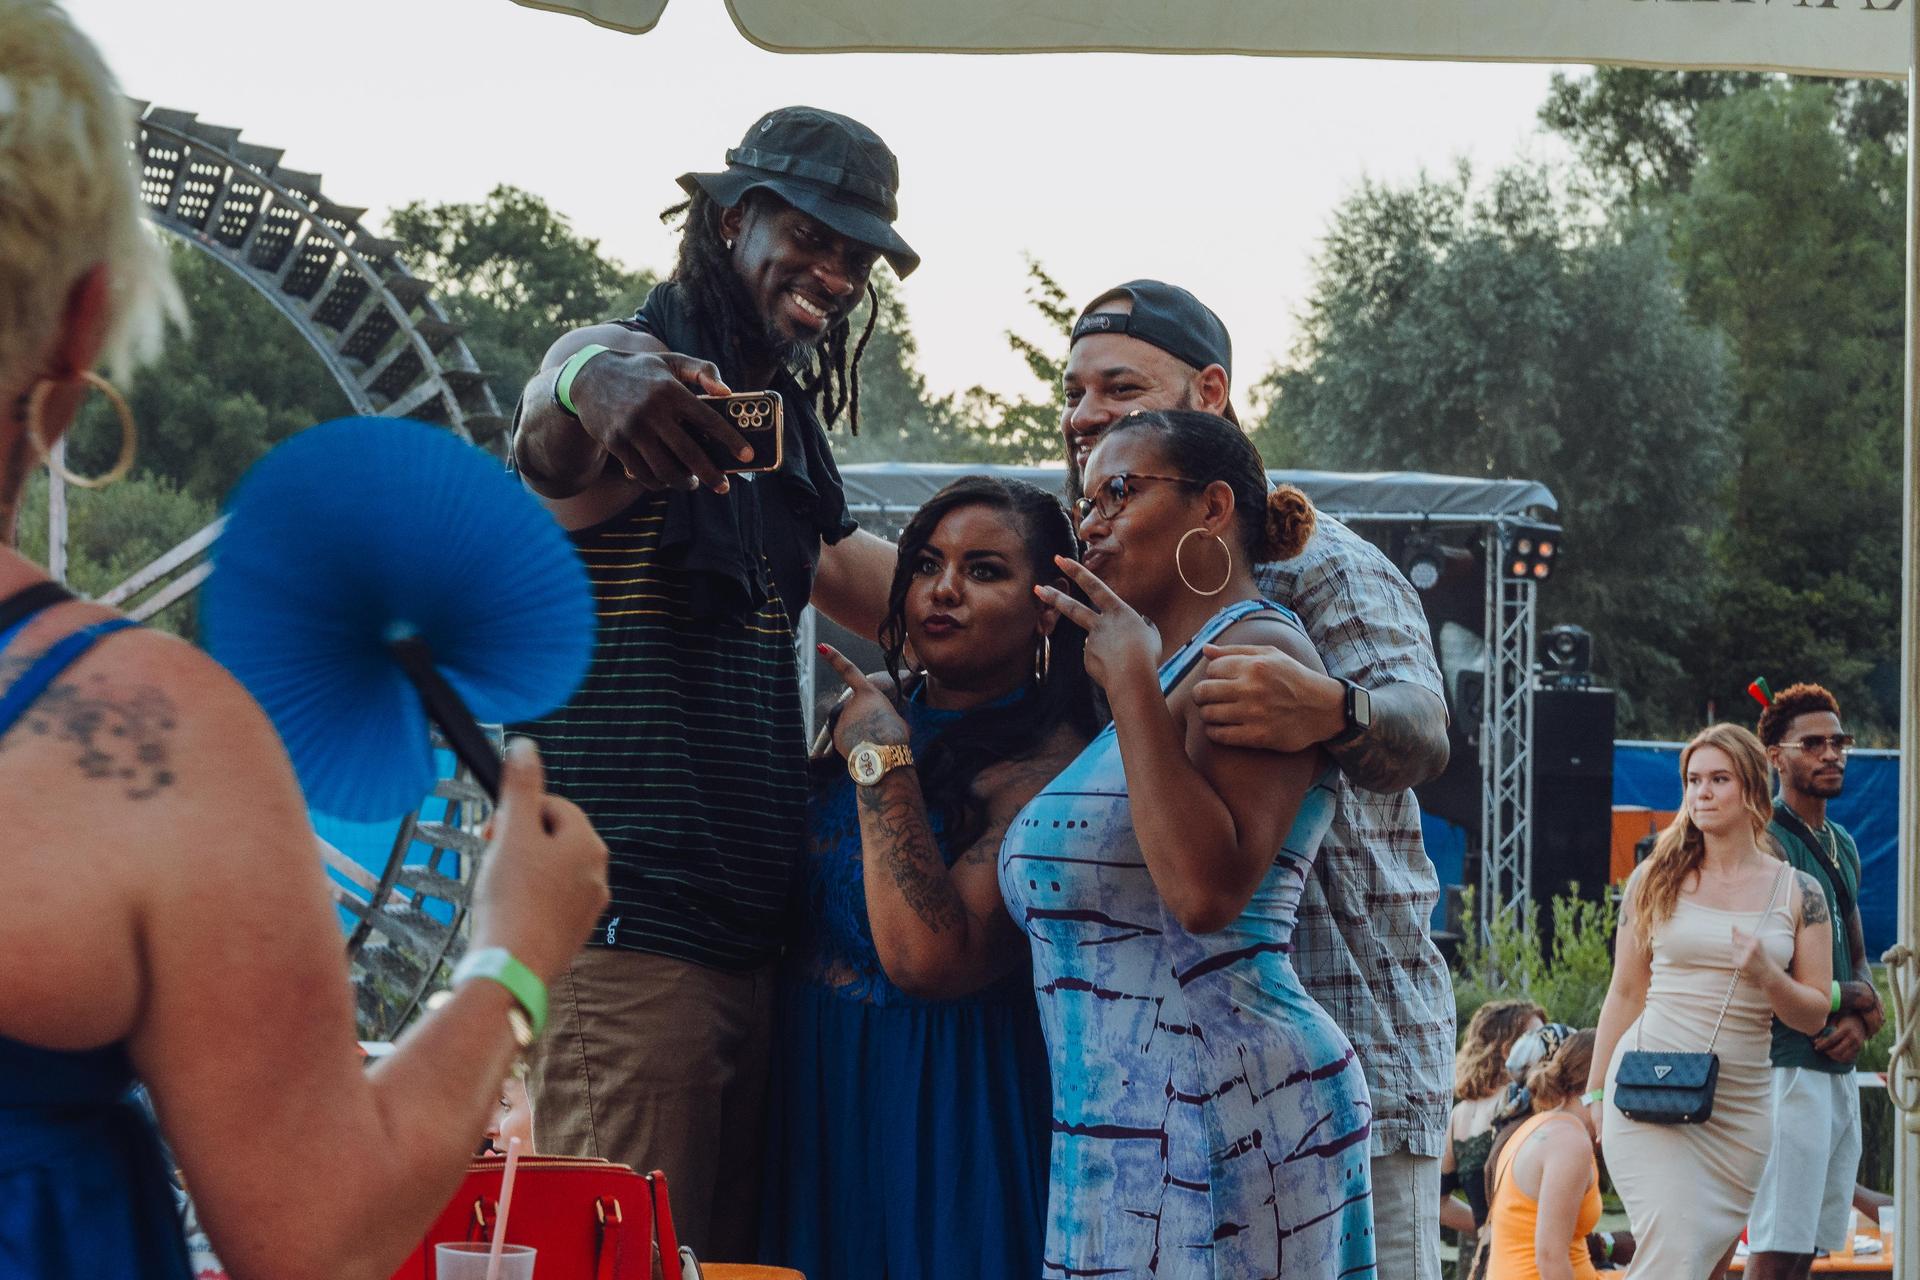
[
  {"left": 1583, "top": 1088, "right": 1605, "bottom": 1105},
  {"left": 553, "top": 343, "right": 613, "bottom": 419},
  {"left": 453, "top": 947, "right": 548, "bottom": 1039},
  {"left": 1832, "top": 980, "right": 1843, "bottom": 1013}
]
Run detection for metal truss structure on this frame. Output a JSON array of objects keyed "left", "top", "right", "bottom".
[
  {"left": 1478, "top": 524, "right": 1539, "bottom": 932},
  {"left": 85, "top": 105, "right": 511, "bottom": 1038},
  {"left": 61, "top": 103, "right": 506, "bottom": 620}
]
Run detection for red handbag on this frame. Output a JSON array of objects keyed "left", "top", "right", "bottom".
[{"left": 389, "top": 1157, "right": 688, "bottom": 1280}]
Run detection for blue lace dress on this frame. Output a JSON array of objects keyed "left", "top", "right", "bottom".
[
  {"left": 998, "top": 599, "right": 1376, "bottom": 1280},
  {"left": 761, "top": 689, "right": 1052, "bottom": 1279}
]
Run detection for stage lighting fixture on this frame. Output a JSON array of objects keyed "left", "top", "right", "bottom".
[
  {"left": 1401, "top": 534, "right": 1475, "bottom": 593},
  {"left": 1501, "top": 522, "right": 1562, "bottom": 582},
  {"left": 1541, "top": 623, "right": 1594, "bottom": 688}
]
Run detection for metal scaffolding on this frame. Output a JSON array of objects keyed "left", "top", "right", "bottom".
[{"left": 1478, "top": 524, "right": 1539, "bottom": 929}]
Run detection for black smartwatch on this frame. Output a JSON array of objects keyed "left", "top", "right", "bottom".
[{"left": 1329, "top": 677, "right": 1373, "bottom": 746}]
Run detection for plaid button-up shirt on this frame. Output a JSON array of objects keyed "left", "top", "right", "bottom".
[{"left": 1256, "top": 514, "right": 1456, "bottom": 1157}]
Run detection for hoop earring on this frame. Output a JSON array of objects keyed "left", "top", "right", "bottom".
[
  {"left": 1175, "top": 527, "right": 1232, "bottom": 597},
  {"left": 25, "top": 371, "right": 137, "bottom": 489},
  {"left": 1033, "top": 633, "right": 1051, "bottom": 684}
]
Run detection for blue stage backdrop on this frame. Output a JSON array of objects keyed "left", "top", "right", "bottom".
[
  {"left": 1424, "top": 743, "right": 1896, "bottom": 958},
  {"left": 1614, "top": 741, "right": 1897, "bottom": 958}
]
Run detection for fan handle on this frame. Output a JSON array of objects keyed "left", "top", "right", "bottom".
[{"left": 387, "top": 637, "right": 503, "bottom": 800}]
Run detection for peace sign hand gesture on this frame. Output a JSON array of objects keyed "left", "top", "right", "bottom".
[
  {"left": 816, "top": 643, "right": 911, "bottom": 758},
  {"left": 1033, "top": 554, "right": 1160, "bottom": 691}
]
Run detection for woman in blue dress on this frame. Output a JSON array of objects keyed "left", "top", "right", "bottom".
[
  {"left": 1009, "top": 410, "right": 1376, "bottom": 1279},
  {"left": 762, "top": 476, "right": 1097, "bottom": 1279},
  {"left": 0, "top": 5, "right": 609, "bottom": 1276}
]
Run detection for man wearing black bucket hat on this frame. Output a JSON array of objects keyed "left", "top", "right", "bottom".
[
  {"left": 1063, "top": 280, "right": 1457, "bottom": 1280},
  {"left": 508, "top": 106, "right": 910, "bottom": 1260}
]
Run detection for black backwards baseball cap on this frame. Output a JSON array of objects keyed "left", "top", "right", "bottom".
[
  {"left": 679, "top": 106, "right": 920, "bottom": 278},
  {"left": 1070, "top": 280, "right": 1232, "bottom": 379}
]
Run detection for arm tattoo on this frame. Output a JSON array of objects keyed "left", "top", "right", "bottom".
[
  {"left": 1796, "top": 872, "right": 1831, "bottom": 928},
  {"left": 0, "top": 659, "right": 179, "bottom": 799},
  {"left": 1326, "top": 682, "right": 1450, "bottom": 793},
  {"left": 858, "top": 778, "right": 965, "bottom": 933}
]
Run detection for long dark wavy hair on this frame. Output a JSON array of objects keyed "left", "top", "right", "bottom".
[
  {"left": 661, "top": 188, "right": 878, "bottom": 432},
  {"left": 829, "top": 477, "right": 1098, "bottom": 850}
]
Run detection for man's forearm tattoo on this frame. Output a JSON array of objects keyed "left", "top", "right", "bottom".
[
  {"left": 0, "top": 659, "right": 179, "bottom": 799},
  {"left": 858, "top": 779, "right": 965, "bottom": 933},
  {"left": 1326, "top": 685, "right": 1450, "bottom": 794}
]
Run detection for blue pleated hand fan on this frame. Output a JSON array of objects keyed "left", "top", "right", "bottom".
[{"left": 204, "top": 417, "right": 594, "bottom": 820}]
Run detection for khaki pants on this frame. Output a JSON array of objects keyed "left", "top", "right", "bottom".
[
  {"left": 529, "top": 946, "right": 775, "bottom": 1263},
  {"left": 1371, "top": 1148, "right": 1442, "bottom": 1280}
]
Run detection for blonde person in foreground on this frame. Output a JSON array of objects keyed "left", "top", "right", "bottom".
[
  {"left": 0, "top": 5, "right": 609, "bottom": 1278},
  {"left": 1586, "top": 724, "right": 1832, "bottom": 1280}
]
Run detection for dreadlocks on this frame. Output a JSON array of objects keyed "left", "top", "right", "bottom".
[{"left": 661, "top": 189, "right": 879, "bottom": 434}]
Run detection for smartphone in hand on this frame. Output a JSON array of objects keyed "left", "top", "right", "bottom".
[{"left": 697, "top": 391, "right": 784, "bottom": 474}]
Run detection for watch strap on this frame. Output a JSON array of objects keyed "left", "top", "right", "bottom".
[
  {"left": 453, "top": 946, "right": 549, "bottom": 1039},
  {"left": 1327, "top": 678, "right": 1367, "bottom": 748}
]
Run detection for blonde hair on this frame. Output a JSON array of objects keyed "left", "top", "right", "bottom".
[
  {"left": 1454, "top": 999, "right": 1546, "bottom": 1101},
  {"left": 1632, "top": 723, "right": 1778, "bottom": 947},
  {"left": 0, "top": 0, "right": 181, "bottom": 388}
]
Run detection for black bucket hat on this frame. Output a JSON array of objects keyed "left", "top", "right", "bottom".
[{"left": 679, "top": 106, "right": 919, "bottom": 279}]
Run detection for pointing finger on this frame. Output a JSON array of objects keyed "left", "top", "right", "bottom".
[{"left": 1033, "top": 583, "right": 1099, "bottom": 632}]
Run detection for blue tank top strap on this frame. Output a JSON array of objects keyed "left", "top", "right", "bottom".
[
  {"left": 0, "top": 618, "right": 140, "bottom": 736},
  {"left": 1158, "top": 597, "right": 1300, "bottom": 694}
]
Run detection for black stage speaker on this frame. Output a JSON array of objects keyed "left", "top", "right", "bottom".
[{"left": 1530, "top": 687, "right": 1617, "bottom": 916}]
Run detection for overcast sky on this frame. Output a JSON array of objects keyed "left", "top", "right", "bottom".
[{"left": 71, "top": 0, "right": 1576, "bottom": 408}]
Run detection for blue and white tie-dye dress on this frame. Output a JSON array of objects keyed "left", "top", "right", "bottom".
[{"left": 998, "top": 598, "right": 1377, "bottom": 1280}]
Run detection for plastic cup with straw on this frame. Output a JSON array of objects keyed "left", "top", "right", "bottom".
[{"left": 434, "top": 1136, "right": 532, "bottom": 1279}]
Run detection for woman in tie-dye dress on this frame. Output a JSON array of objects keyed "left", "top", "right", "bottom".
[{"left": 1005, "top": 410, "right": 1375, "bottom": 1279}]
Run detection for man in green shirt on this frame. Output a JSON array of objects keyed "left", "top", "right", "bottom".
[{"left": 1748, "top": 683, "right": 1886, "bottom": 1280}]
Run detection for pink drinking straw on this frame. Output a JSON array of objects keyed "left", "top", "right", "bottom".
[{"left": 485, "top": 1136, "right": 524, "bottom": 1280}]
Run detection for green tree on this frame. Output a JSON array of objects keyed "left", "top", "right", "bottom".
[
  {"left": 387, "top": 185, "right": 657, "bottom": 411},
  {"left": 1258, "top": 164, "right": 1733, "bottom": 730},
  {"left": 1666, "top": 83, "right": 1904, "bottom": 731},
  {"left": 1540, "top": 68, "right": 1903, "bottom": 204},
  {"left": 835, "top": 257, "right": 1075, "bottom": 466},
  {"left": 14, "top": 471, "right": 216, "bottom": 637}
]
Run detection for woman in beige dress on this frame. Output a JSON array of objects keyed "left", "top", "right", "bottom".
[{"left": 1587, "top": 723, "right": 1833, "bottom": 1280}]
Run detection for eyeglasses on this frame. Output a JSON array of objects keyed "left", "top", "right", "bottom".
[
  {"left": 1072, "top": 473, "right": 1206, "bottom": 523},
  {"left": 1780, "top": 734, "right": 1856, "bottom": 757}
]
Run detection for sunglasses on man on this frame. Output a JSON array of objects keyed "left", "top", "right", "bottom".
[{"left": 1778, "top": 734, "right": 1856, "bottom": 757}]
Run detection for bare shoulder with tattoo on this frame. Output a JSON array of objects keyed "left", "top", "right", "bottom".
[
  {"left": 0, "top": 647, "right": 180, "bottom": 799},
  {"left": 1795, "top": 870, "right": 1832, "bottom": 929}
]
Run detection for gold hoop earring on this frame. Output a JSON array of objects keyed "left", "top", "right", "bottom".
[
  {"left": 1033, "top": 633, "right": 1051, "bottom": 684},
  {"left": 1175, "top": 527, "right": 1232, "bottom": 597},
  {"left": 25, "top": 371, "right": 137, "bottom": 489}
]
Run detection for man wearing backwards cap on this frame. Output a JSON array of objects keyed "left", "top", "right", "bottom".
[
  {"left": 509, "top": 106, "right": 911, "bottom": 1259},
  {"left": 1065, "top": 281, "right": 1457, "bottom": 1280}
]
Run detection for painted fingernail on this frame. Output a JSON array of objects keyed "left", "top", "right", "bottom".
[{"left": 817, "top": 643, "right": 830, "bottom": 655}]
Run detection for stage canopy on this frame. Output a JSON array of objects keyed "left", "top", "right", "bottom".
[{"left": 840, "top": 462, "right": 1556, "bottom": 524}]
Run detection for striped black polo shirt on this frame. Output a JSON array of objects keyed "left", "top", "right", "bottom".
[{"left": 512, "top": 283, "right": 856, "bottom": 970}]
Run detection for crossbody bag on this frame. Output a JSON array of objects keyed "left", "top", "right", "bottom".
[{"left": 1610, "top": 864, "right": 1788, "bottom": 1125}]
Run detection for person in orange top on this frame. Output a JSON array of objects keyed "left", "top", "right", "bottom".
[{"left": 1486, "top": 1031, "right": 1602, "bottom": 1280}]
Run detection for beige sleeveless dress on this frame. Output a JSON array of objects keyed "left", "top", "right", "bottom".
[{"left": 1602, "top": 864, "right": 1796, "bottom": 1279}]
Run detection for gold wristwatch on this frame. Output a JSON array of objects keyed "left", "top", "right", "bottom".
[{"left": 847, "top": 741, "right": 914, "bottom": 787}]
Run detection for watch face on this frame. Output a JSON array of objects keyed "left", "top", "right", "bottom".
[
  {"left": 850, "top": 746, "right": 884, "bottom": 786},
  {"left": 1350, "top": 682, "right": 1373, "bottom": 728}
]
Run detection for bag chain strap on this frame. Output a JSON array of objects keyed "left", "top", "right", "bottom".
[
  {"left": 1703, "top": 863, "right": 1791, "bottom": 1055},
  {"left": 1634, "top": 862, "right": 1791, "bottom": 1057}
]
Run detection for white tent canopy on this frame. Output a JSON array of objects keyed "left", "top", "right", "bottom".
[{"left": 514, "top": 0, "right": 1908, "bottom": 78}]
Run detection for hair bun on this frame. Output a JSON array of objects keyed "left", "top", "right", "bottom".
[{"left": 1262, "top": 485, "right": 1316, "bottom": 562}]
